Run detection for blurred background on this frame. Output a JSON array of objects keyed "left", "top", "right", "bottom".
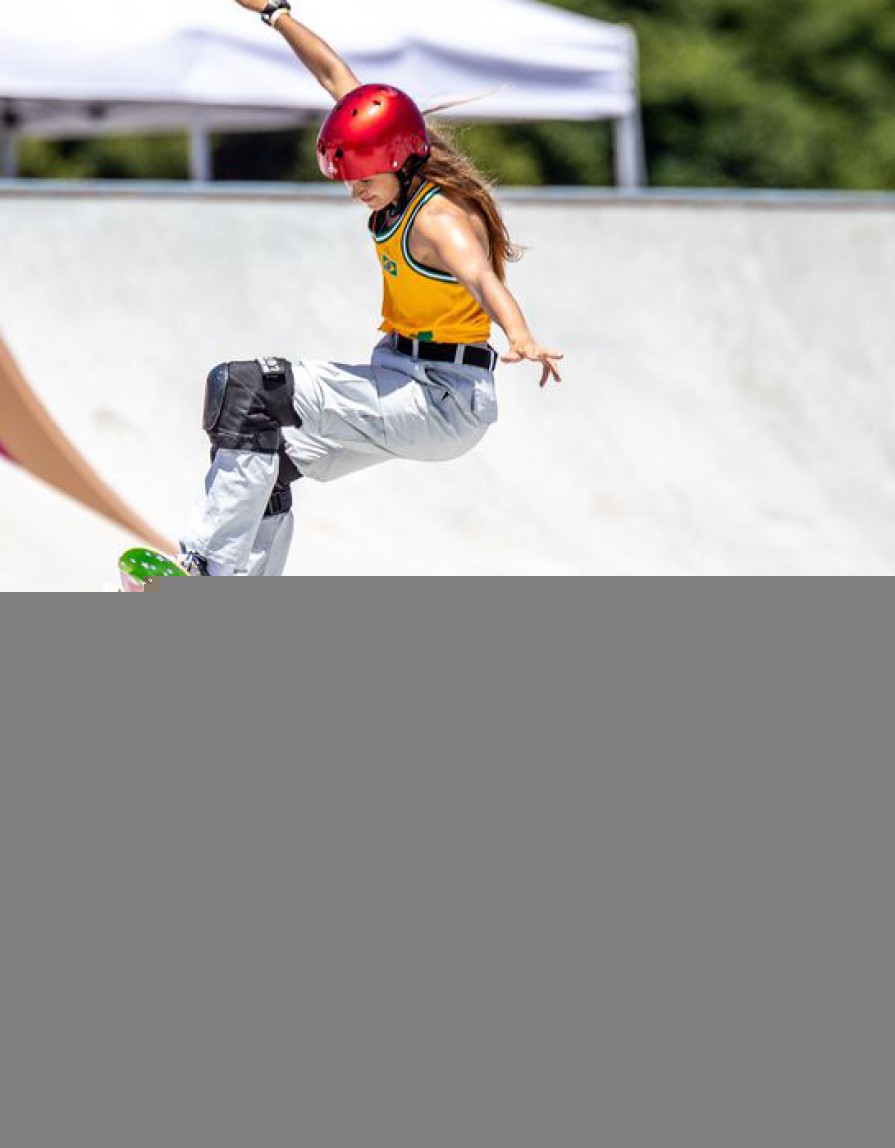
[{"left": 8, "top": 0, "right": 895, "bottom": 191}]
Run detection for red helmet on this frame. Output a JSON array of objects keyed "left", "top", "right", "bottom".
[{"left": 317, "top": 84, "right": 430, "bottom": 181}]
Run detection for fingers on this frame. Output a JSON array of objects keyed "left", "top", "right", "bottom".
[
  {"left": 501, "top": 347, "right": 564, "bottom": 386},
  {"left": 539, "top": 352, "right": 563, "bottom": 387},
  {"left": 540, "top": 360, "right": 563, "bottom": 387}
]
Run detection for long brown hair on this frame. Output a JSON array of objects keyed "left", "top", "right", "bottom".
[{"left": 420, "top": 123, "right": 522, "bottom": 283}]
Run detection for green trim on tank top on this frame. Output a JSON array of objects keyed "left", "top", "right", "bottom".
[
  {"left": 401, "top": 187, "right": 459, "bottom": 284},
  {"left": 371, "top": 180, "right": 433, "bottom": 244}
]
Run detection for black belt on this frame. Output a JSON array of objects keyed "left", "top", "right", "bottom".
[{"left": 394, "top": 334, "right": 497, "bottom": 372}]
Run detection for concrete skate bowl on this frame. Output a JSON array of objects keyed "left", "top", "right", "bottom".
[
  {"left": 2, "top": 184, "right": 895, "bottom": 576},
  {"left": 0, "top": 326, "right": 172, "bottom": 556}
]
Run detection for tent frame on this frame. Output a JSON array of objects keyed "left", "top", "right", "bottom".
[
  {"left": 4, "top": 107, "right": 647, "bottom": 187},
  {"left": 2, "top": 33, "right": 646, "bottom": 187}
]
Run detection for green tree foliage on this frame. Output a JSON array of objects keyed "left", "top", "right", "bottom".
[
  {"left": 17, "top": 0, "right": 895, "bottom": 188},
  {"left": 554, "top": 0, "right": 895, "bottom": 188},
  {"left": 20, "top": 134, "right": 189, "bottom": 181}
]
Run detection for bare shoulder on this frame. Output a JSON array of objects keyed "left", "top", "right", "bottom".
[{"left": 415, "top": 188, "right": 488, "bottom": 246}]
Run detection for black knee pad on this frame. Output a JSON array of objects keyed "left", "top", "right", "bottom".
[{"left": 203, "top": 358, "right": 300, "bottom": 454}]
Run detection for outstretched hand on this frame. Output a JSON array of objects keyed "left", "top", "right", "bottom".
[
  {"left": 501, "top": 340, "right": 564, "bottom": 388},
  {"left": 233, "top": 0, "right": 267, "bottom": 14}
]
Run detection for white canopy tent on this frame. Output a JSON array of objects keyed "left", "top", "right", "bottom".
[{"left": 0, "top": 0, "right": 644, "bottom": 185}]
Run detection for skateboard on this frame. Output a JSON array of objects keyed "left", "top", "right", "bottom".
[{"left": 118, "top": 547, "right": 188, "bottom": 592}]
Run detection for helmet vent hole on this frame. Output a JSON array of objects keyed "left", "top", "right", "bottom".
[
  {"left": 335, "top": 148, "right": 344, "bottom": 159},
  {"left": 352, "top": 109, "right": 359, "bottom": 117}
]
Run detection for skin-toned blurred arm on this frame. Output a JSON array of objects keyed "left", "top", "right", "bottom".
[
  {"left": 413, "top": 202, "right": 563, "bottom": 387},
  {"left": 233, "top": 1, "right": 361, "bottom": 102}
]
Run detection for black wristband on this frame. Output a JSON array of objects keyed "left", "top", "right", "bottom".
[{"left": 261, "top": 1, "right": 291, "bottom": 26}]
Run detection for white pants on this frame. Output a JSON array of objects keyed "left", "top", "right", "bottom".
[{"left": 180, "top": 338, "right": 498, "bottom": 576}]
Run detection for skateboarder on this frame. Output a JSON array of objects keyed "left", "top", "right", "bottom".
[{"left": 177, "top": 0, "right": 563, "bottom": 576}]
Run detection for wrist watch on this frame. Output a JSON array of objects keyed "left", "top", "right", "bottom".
[{"left": 261, "top": 1, "right": 291, "bottom": 25}]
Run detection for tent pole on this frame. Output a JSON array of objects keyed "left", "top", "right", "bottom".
[
  {"left": 1, "top": 130, "right": 19, "bottom": 179},
  {"left": 613, "top": 112, "right": 645, "bottom": 189},
  {"left": 613, "top": 27, "right": 646, "bottom": 189},
  {"left": 189, "top": 121, "right": 212, "bottom": 183}
]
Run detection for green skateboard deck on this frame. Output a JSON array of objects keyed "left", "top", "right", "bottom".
[{"left": 119, "top": 548, "right": 188, "bottom": 592}]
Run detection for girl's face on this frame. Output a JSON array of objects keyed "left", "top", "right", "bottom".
[{"left": 346, "top": 174, "right": 401, "bottom": 210}]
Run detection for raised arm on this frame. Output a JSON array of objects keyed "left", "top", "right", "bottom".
[
  {"left": 414, "top": 202, "right": 564, "bottom": 388},
  {"left": 234, "top": 2, "right": 361, "bottom": 102}
]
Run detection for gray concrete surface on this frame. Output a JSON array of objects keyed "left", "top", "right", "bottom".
[
  {"left": 1, "top": 187, "right": 894, "bottom": 580},
  {"left": 0, "top": 460, "right": 133, "bottom": 591}
]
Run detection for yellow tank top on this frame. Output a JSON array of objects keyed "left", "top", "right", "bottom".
[{"left": 371, "top": 180, "right": 492, "bottom": 345}]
